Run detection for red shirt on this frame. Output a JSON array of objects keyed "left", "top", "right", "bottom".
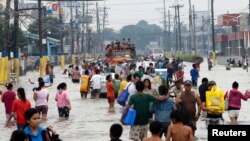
[
  {"left": 2, "top": 90, "right": 16, "bottom": 114},
  {"left": 12, "top": 99, "right": 31, "bottom": 125},
  {"left": 175, "top": 71, "right": 184, "bottom": 84},
  {"left": 106, "top": 82, "right": 115, "bottom": 97}
]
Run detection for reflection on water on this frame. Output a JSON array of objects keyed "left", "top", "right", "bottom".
[{"left": 1, "top": 61, "right": 250, "bottom": 141}]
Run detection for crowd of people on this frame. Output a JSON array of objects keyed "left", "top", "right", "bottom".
[
  {"left": 226, "top": 57, "right": 249, "bottom": 72},
  {"left": 1, "top": 56, "right": 250, "bottom": 141}
]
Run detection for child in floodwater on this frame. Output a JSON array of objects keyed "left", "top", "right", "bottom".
[
  {"left": 106, "top": 74, "right": 115, "bottom": 112},
  {"left": 166, "top": 110, "right": 194, "bottom": 141},
  {"left": 55, "top": 83, "right": 71, "bottom": 120}
]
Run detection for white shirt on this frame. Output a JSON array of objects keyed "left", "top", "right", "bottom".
[
  {"left": 35, "top": 88, "right": 49, "bottom": 106},
  {"left": 126, "top": 82, "right": 137, "bottom": 102},
  {"left": 90, "top": 74, "right": 102, "bottom": 89}
]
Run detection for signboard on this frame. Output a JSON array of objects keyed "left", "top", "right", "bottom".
[
  {"left": 19, "top": 3, "right": 38, "bottom": 10},
  {"left": 217, "top": 14, "right": 240, "bottom": 26}
]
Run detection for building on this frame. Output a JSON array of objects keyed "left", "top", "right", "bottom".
[{"left": 215, "top": 13, "right": 250, "bottom": 56}]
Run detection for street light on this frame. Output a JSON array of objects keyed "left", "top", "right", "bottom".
[
  {"left": 223, "top": 14, "right": 242, "bottom": 57},
  {"left": 236, "top": 15, "right": 243, "bottom": 58},
  {"left": 225, "top": 20, "right": 231, "bottom": 56}
]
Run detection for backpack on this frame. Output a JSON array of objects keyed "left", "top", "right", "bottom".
[{"left": 117, "top": 83, "right": 132, "bottom": 106}]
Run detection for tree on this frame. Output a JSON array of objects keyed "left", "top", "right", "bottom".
[
  {"left": 28, "top": 16, "right": 61, "bottom": 39},
  {"left": 103, "top": 28, "right": 120, "bottom": 41},
  {"left": 0, "top": 16, "right": 26, "bottom": 52},
  {"left": 0, "top": 16, "right": 4, "bottom": 51},
  {"left": 119, "top": 20, "right": 162, "bottom": 49}
]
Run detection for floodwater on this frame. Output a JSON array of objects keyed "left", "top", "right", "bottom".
[{"left": 1, "top": 60, "right": 250, "bottom": 141}]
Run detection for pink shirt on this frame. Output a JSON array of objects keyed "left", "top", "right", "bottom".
[
  {"left": 2, "top": 90, "right": 16, "bottom": 114},
  {"left": 72, "top": 70, "right": 81, "bottom": 80},
  {"left": 35, "top": 88, "right": 49, "bottom": 106},
  {"left": 55, "top": 90, "right": 69, "bottom": 108},
  {"left": 225, "top": 89, "right": 250, "bottom": 109}
]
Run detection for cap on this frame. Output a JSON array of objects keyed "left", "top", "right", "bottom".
[
  {"left": 184, "top": 80, "right": 192, "bottom": 85},
  {"left": 208, "top": 81, "right": 216, "bottom": 86}
]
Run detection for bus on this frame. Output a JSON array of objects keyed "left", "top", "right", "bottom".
[{"left": 152, "top": 48, "right": 164, "bottom": 60}]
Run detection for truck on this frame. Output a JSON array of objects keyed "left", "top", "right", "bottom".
[{"left": 105, "top": 40, "right": 136, "bottom": 64}]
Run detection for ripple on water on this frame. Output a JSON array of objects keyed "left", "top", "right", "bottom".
[{"left": 1, "top": 63, "right": 250, "bottom": 141}]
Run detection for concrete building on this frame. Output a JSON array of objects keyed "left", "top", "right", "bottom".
[{"left": 215, "top": 13, "right": 250, "bottom": 57}]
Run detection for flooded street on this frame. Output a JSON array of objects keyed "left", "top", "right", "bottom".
[{"left": 1, "top": 61, "right": 250, "bottom": 141}]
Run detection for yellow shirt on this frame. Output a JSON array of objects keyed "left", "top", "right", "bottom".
[
  {"left": 118, "top": 80, "right": 128, "bottom": 96},
  {"left": 80, "top": 75, "right": 90, "bottom": 92}
]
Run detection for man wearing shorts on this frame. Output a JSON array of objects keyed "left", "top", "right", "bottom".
[
  {"left": 121, "top": 81, "right": 169, "bottom": 141},
  {"left": 201, "top": 81, "right": 224, "bottom": 126},
  {"left": 90, "top": 69, "right": 102, "bottom": 99},
  {"left": 175, "top": 80, "right": 202, "bottom": 136}
]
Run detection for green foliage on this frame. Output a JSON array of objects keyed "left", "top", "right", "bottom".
[
  {"left": 175, "top": 53, "right": 203, "bottom": 62},
  {"left": 119, "top": 20, "right": 162, "bottom": 49},
  {"left": 28, "top": 16, "right": 61, "bottom": 39},
  {"left": 0, "top": 16, "right": 4, "bottom": 50},
  {"left": 103, "top": 28, "right": 120, "bottom": 41},
  {"left": 0, "top": 16, "right": 26, "bottom": 51}
]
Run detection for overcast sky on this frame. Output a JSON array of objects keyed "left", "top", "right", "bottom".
[{"left": 103, "top": 0, "right": 250, "bottom": 31}]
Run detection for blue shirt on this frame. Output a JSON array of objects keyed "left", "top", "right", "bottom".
[
  {"left": 190, "top": 68, "right": 199, "bottom": 80},
  {"left": 24, "top": 126, "right": 46, "bottom": 141},
  {"left": 152, "top": 98, "right": 176, "bottom": 123}
]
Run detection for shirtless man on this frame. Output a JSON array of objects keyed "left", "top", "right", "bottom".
[
  {"left": 143, "top": 121, "right": 162, "bottom": 141},
  {"left": 166, "top": 110, "right": 194, "bottom": 141}
]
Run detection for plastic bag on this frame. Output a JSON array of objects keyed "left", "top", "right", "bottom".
[{"left": 206, "top": 85, "right": 225, "bottom": 114}]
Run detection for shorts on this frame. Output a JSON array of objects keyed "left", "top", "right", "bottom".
[
  {"left": 50, "top": 78, "right": 53, "bottom": 83},
  {"left": 107, "top": 96, "right": 115, "bottom": 103},
  {"left": 35, "top": 105, "right": 48, "bottom": 115},
  {"left": 17, "top": 124, "right": 25, "bottom": 130},
  {"left": 160, "top": 122, "right": 171, "bottom": 137},
  {"left": 58, "top": 107, "right": 70, "bottom": 118},
  {"left": 206, "top": 117, "right": 224, "bottom": 127},
  {"left": 192, "top": 80, "right": 197, "bottom": 86},
  {"left": 72, "top": 79, "right": 80, "bottom": 83},
  {"left": 129, "top": 125, "right": 148, "bottom": 141},
  {"left": 188, "top": 120, "right": 197, "bottom": 131},
  {"left": 80, "top": 91, "right": 88, "bottom": 94},
  {"left": 91, "top": 89, "right": 100, "bottom": 97},
  {"left": 228, "top": 110, "right": 240, "bottom": 117}
]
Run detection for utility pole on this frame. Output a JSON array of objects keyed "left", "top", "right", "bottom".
[
  {"left": 58, "top": 1, "right": 64, "bottom": 55},
  {"left": 3, "top": 0, "right": 10, "bottom": 57},
  {"left": 193, "top": 5, "right": 196, "bottom": 53},
  {"left": 96, "top": 2, "right": 101, "bottom": 55},
  {"left": 102, "top": 6, "right": 107, "bottom": 53},
  {"left": 38, "top": 0, "right": 44, "bottom": 76},
  {"left": 189, "top": 0, "right": 194, "bottom": 53},
  {"left": 163, "top": 0, "right": 167, "bottom": 51},
  {"left": 86, "top": 1, "right": 90, "bottom": 53},
  {"left": 76, "top": 3, "right": 80, "bottom": 54},
  {"left": 248, "top": 0, "right": 250, "bottom": 56},
  {"left": 12, "top": 0, "right": 19, "bottom": 58},
  {"left": 70, "top": 1, "right": 74, "bottom": 60},
  {"left": 211, "top": 0, "right": 215, "bottom": 52},
  {"left": 177, "top": 4, "right": 183, "bottom": 52},
  {"left": 12, "top": 0, "right": 19, "bottom": 81},
  {"left": 175, "top": 7, "right": 178, "bottom": 52},
  {"left": 170, "top": 5, "right": 178, "bottom": 52},
  {"left": 168, "top": 10, "right": 171, "bottom": 52},
  {"left": 81, "top": 1, "right": 85, "bottom": 55},
  {"left": 202, "top": 16, "right": 206, "bottom": 54},
  {"left": 170, "top": 3, "right": 183, "bottom": 53}
]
